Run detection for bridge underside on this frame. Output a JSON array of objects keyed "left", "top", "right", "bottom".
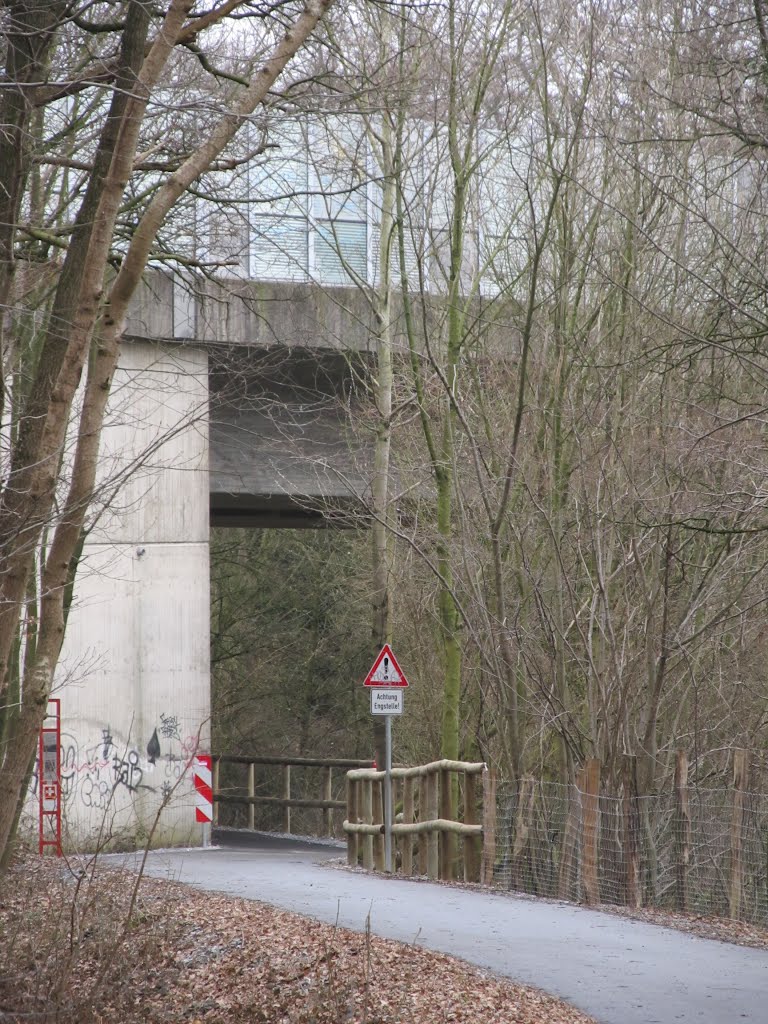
[
  {"left": 209, "top": 348, "right": 372, "bottom": 529},
  {"left": 35, "top": 284, "right": 377, "bottom": 851}
]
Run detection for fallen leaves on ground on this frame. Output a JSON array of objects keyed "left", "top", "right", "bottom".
[
  {"left": 5, "top": 854, "right": 766, "bottom": 1024},
  {"left": 0, "top": 856, "right": 594, "bottom": 1024},
  {"left": 598, "top": 902, "right": 768, "bottom": 950}
]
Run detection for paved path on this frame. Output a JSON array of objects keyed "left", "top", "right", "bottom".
[{"left": 129, "top": 835, "right": 768, "bottom": 1024}]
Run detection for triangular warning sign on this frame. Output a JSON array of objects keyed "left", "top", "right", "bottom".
[{"left": 363, "top": 644, "right": 409, "bottom": 687}]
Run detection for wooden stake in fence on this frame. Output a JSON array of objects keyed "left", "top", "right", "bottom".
[
  {"left": 622, "top": 755, "right": 642, "bottom": 910},
  {"left": 282, "top": 765, "right": 291, "bottom": 834},
  {"left": 323, "top": 767, "right": 333, "bottom": 836},
  {"left": 248, "top": 763, "right": 256, "bottom": 831},
  {"left": 401, "top": 776, "right": 414, "bottom": 876},
  {"left": 372, "top": 779, "right": 385, "bottom": 872},
  {"left": 418, "top": 775, "right": 428, "bottom": 876},
  {"left": 212, "top": 759, "right": 220, "bottom": 827},
  {"left": 673, "top": 750, "right": 690, "bottom": 913},
  {"left": 582, "top": 759, "right": 601, "bottom": 905},
  {"left": 729, "top": 748, "right": 749, "bottom": 921},
  {"left": 511, "top": 775, "right": 535, "bottom": 891},
  {"left": 426, "top": 770, "right": 439, "bottom": 880},
  {"left": 362, "top": 778, "right": 374, "bottom": 870},
  {"left": 440, "top": 767, "right": 454, "bottom": 881},
  {"left": 346, "top": 776, "right": 359, "bottom": 867},
  {"left": 463, "top": 770, "right": 481, "bottom": 883},
  {"left": 482, "top": 765, "right": 497, "bottom": 886},
  {"left": 557, "top": 777, "right": 581, "bottom": 901}
]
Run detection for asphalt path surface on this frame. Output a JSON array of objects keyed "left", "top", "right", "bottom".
[{"left": 128, "top": 833, "right": 768, "bottom": 1024}]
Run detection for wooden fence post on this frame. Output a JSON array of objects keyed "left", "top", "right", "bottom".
[
  {"left": 582, "top": 759, "right": 601, "bottom": 905},
  {"left": 440, "top": 767, "right": 454, "bottom": 881},
  {"left": 418, "top": 775, "right": 428, "bottom": 876},
  {"left": 401, "top": 776, "right": 414, "bottom": 876},
  {"left": 621, "top": 756, "right": 642, "bottom": 909},
  {"left": 729, "top": 748, "right": 749, "bottom": 921},
  {"left": 282, "top": 765, "right": 291, "bottom": 834},
  {"left": 674, "top": 750, "right": 690, "bottom": 912},
  {"left": 464, "top": 771, "right": 481, "bottom": 883},
  {"left": 511, "top": 775, "right": 535, "bottom": 891},
  {"left": 212, "top": 758, "right": 220, "bottom": 827},
  {"left": 362, "top": 778, "right": 374, "bottom": 870},
  {"left": 346, "top": 775, "right": 358, "bottom": 867},
  {"left": 558, "top": 777, "right": 581, "bottom": 901},
  {"left": 248, "top": 762, "right": 256, "bottom": 831},
  {"left": 426, "top": 770, "right": 439, "bottom": 880},
  {"left": 323, "top": 766, "right": 333, "bottom": 836},
  {"left": 373, "top": 778, "right": 385, "bottom": 872},
  {"left": 481, "top": 765, "right": 497, "bottom": 886}
]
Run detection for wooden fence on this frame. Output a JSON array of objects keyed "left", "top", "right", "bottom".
[
  {"left": 213, "top": 749, "right": 762, "bottom": 924},
  {"left": 213, "top": 754, "right": 373, "bottom": 836},
  {"left": 580, "top": 750, "right": 752, "bottom": 917},
  {"left": 493, "top": 748, "right": 766, "bottom": 923},
  {"left": 343, "top": 759, "right": 494, "bottom": 883}
]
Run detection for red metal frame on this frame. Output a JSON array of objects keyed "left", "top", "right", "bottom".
[{"left": 38, "top": 698, "right": 62, "bottom": 856}]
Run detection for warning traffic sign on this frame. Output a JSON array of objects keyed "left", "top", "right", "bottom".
[{"left": 363, "top": 644, "right": 409, "bottom": 687}]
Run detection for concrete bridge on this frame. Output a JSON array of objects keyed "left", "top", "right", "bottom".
[
  {"left": 129, "top": 272, "right": 377, "bottom": 526},
  {"left": 31, "top": 273, "right": 379, "bottom": 849}
]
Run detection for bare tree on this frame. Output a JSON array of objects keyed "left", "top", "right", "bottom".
[{"left": 0, "top": 0, "right": 335, "bottom": 864}]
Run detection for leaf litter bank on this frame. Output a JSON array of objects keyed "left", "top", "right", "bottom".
[{"left": 0, "top": 856, "right": 594, "bottom": 1024}]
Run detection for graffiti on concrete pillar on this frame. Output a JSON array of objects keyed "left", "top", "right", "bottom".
[
  {"left": 79, "top": 733, "right": 152, "bottom": 808},
  {"left": 112, "top": 749, "right": 144, "bottom": 792},
  {"left": 29, "top": 714, "right": 200, "bottom": 813},
  {"left": 146, "top": 728, "right": 161, "bottom": 765},
  {"left": 159, "top": 713, "right": 181, "bottom": 741}
]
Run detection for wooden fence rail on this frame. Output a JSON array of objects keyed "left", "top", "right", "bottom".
[
  {"left": 213, "top": 754, "right": 374, "bottom": 836},
  {"left": 343, "top": 759, "right": 492, "bottom": 883}
]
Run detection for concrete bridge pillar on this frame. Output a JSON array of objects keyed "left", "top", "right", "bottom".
[{"left": 42, "top": 340, "right": 211, "bottom": 849}]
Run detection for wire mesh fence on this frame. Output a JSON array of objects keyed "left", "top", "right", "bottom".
[{"left": 492, "top": 764, "right": 768, "bottom": 925}]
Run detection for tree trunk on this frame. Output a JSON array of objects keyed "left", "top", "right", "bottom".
[
  {"left": 0, "top": 0, "right": 159, "bottom": 860},
  {"left": 370, "top": 114, "right": 396, "bottom": 770},
  {"left": 0, "top": 0, "right": 336, "bottom": 864},
  {"left": 0, "top": 2, "right": 65, "bottom": 414}
]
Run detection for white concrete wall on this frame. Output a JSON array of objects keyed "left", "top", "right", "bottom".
[{"left": 27, "top": 342, "right": 211, "bottom": 850}]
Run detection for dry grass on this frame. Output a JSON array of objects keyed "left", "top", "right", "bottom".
[{"left": 0, "top": 854, "right": 595, "bottom": 1024}]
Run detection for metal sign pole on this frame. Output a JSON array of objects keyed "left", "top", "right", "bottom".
[
  {"left": 385, "top": 713, "right": 393, "bottom": 872},
  {"left": 364, "top": 644, "right": 409, "bottom": 876}
]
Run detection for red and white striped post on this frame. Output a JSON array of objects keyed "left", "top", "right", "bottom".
[{"left": 193, "top": 754, "right": 213, "bottom": 847}]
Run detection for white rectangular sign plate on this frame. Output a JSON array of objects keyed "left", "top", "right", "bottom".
[{"left": 370, "top": 688, "right": 404, "bottom": 715}]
